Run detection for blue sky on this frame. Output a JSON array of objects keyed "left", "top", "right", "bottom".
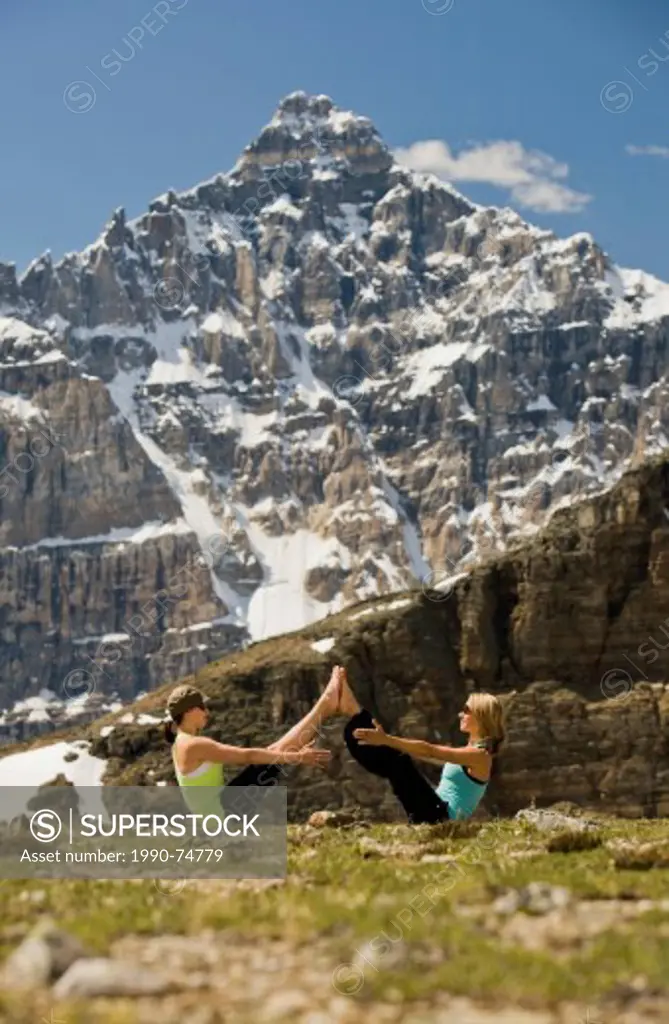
[{"left": 1, "top": 0, "right": 668, "bottom": 277}]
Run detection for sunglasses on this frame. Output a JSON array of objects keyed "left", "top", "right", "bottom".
[{"left": 460, "top": 705, "right": 473, "bottom": 715}]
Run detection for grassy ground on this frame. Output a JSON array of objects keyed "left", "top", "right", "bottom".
[{"left": 2, "top": 813, "right": 669, "bottom": 1021}]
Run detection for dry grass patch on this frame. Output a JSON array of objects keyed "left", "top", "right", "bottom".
[
  {"left": 611, "top": 841, "right": 669, "bottom": 870},
  {"left": 545, "top": 830, "right": 603, "bottom": 854}
]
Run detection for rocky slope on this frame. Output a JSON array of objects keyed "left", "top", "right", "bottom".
[
  {"left": 2, "top": 90, "right": 669, "bottom": 715},
  {"left": 8, "top": 451, "right": 669, "bottom": 822}
]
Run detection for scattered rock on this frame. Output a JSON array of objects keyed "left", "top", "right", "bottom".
[
  {"left": 492, "top": 883, "right": 572, "bottom": 917},
  {"left": 1, "top": 918, "right": 89, "bottom": 988},
  {"left": 18, "top": 888, "right": 46, "bottom": 904},
  {"left": 52, "top": 958, "right": 175, "bottom": 999},
  {"left": 307, "top": 810, "right": 358, "bottom": 828},
  {"left": 515, "top": 808, "right": 597, "bottom": 833},
  {"left": 610, "top": 841, "right": 669, "bottom": 870}
]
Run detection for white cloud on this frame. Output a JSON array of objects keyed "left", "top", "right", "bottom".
[
  {"left": 394, "top": 139, "right": 591, "bottom": 214},
  {"left": 626, "top": 144, "right": 669, "bottom": 158}
]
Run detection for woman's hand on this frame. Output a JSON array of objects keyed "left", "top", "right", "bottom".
[
  {"left": 295, "top": 741, "right": 331, "bottom": 767},
  {"left": 353, "top": 719, "right": 388, "bottom": 746}
]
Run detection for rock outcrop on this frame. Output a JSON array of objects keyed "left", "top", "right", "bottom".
[{"left": 68, "top": 454, "right": 669, "bottom": 820}]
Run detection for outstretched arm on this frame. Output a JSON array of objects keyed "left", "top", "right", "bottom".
[
  {"left": 188, "top": 736, "right": 330, "bottom": 768},
  {"left": 353, "top": 721, "right": 487, "bottom": 770}
]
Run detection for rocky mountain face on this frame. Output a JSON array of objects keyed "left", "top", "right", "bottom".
[
  {"left": 68, "top": 452, "right": 669, "bottom": 821},
  {"left": 2, "top": 91, "right": 669, "bottom": 718}
]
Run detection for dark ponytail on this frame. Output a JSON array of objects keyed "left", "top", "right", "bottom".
[
  {"left": 164, "top": 718, "right": 177, "bottom": 745},
  {"left": 164, "top": 692, "right": 202, "bottom": 745}
]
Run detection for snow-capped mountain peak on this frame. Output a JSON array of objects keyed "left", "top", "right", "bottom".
[{"left": 1, "top": 92, "right": 669, "bottom": 713}]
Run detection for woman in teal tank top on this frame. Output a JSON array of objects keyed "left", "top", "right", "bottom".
[{"left": 338, "top": 669, "right": 505, "bottom": 824}]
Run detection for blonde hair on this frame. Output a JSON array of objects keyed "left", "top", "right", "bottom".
[{"left": 467, "top": 692, "right": 506, "bottom": 755}]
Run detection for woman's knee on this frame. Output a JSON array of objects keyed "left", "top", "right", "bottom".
[{"left": 343, "top": 710, "right": 373, "bottom": 743}]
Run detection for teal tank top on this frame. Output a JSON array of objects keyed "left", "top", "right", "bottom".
[
  {"left": 436, "top": 763, "right": 488, "bottom": 820},
  {"left": 172, "top": 734, "right": 225, "bottom": 817}
]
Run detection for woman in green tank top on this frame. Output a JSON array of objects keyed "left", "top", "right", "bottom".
[{"left": 165, "top": 673, "right": 340, "bottom": 810}]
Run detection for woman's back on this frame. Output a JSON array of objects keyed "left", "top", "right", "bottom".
[{"left": 172, "top": 733, "right": 224, "bottom": 815}]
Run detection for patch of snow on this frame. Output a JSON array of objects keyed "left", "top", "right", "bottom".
[
  {"left": 497, "top": 259, "right": 557, "bottom": 316},
  {"left": 274, "top": 322, "right": 331, "bottom": 408},
  {"left": 558, "top": 320, "right": 591, "bottom": 331},
  {"left": 312, "top": 166, "right": 339, "bottom": 181},
  {"left": 329, "top": 203, "right": 369, "bottom": 242},
  {"left": 263, "top": 195, "right": 303, "bottom": 219},
  {"left": 328, "top": 109, "right": 363, "bottom": 134},
  {"left": 239, "top": 510, "right": 349, "bottom": 641},
  {"left": 146, "top": 348, "right": 208, "bottom": 387},
  {"left": 552, "top": 419, "right": 574, "bottom": 442},
  {"left": 379, "top": 476, "right": 430, "bottom": 579},
  {"left": 0, "top": 391, "right": 45, "bottom": 422},
  {"left": 102, "top": 632, "right": 133, "bottom": 645},
  {"left": 201, "top": 309, "right": 246, "bottom": 338},
  {"left": 35, "top": 350, "right": 67, "bottom": 365},
  {"left": 26, "top": 707, "right": 51, "bottom": 723},
  {"left": 305, "top": 324, "right": 337, "bottom": 348},
  {"left": 200, "top": 392, "right": 279, "bottom": 448},
  {"left": 382, "top": 597, "right": 413, "bottom": 611},
  {"left": 63, "top": 697, "right": 90, "bottom": 719},
  {"left": 0, "top": 317, "right": 50, "bottom": 347},
  {"left": 347, "top": 606, "right": 376, "bottom": 622},
  {"left": 604, "top": 266, "right": 669, "bottom": 328},
  {"left": 9, "top": 519, "right": 192, "bottom": 553},
  {"left": 0, "top": 741, "right": 107, "bottom": 815},
  {"left": 310, "top": 637, "right": 336, "bottom": 654},
  {"left": 260, "top": 268, "right": 285, "bottom": 299},
  {"left": 403, "top": 342, "right": 490, "bottom": 398},
  {"left": 526, "top": 395, "right": 557, "bottom": 412},
  {"left": 432, "top": 571, "right": 469, "bottom": 593},
  {"left": 44, "top": 313, "right": 70, "bottom": 335},
  {"left": 11, "top": 689, "right": 60, "bottom": 714}
]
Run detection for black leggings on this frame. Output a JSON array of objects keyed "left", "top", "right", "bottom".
[
  {"left": 227, "top": 764, "right": 283, "bottom": 786},
  {"left": 220, "top": 762, "right": 283, "bottom": 816},
  {"left": 344, "top": 709, "right": 450, "bottom": 824}
]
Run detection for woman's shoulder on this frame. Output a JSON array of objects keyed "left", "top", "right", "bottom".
[{"left": 471, "top": 739, "right": 494, "bottom": 755}]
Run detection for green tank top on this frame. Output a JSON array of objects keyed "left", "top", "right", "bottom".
[{"left": 172, "top": 733, "right": 225, "bottom": 817}]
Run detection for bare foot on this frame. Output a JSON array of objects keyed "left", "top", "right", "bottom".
[{"left": 338, "top": 668, "right": 361, "bottom": 717}]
